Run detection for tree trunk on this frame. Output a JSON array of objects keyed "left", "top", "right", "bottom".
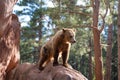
[
  {"left": 104, "top": 24, "right": 113, "bottom": 80},
  {"left": 88, "top": 38, "right": 93, "bottom": 80},
  {"left": 0, "top": 0, "right": 20, "bottom": 80},
  {"left": 118, "top": 0, "right": 120, "bottom": 80},
  {"left": 92, "top": 0, "right": 103, "bottom": 80}
]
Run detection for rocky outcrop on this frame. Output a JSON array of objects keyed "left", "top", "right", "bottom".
[
  {"left": 8, "top": 62, "right": 88, "bottom": 80},
  {"left": 0, "top": 0, "right": 20, "bottom": 80}
]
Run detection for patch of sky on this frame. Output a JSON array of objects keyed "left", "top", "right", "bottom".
[
  {"left": 76, "top": 0, "right": 85, "bottom": 6},
  {"left": 42, "top": 15, "right": 55, "bottom": 37},
  {"left": 43, "top": 0, "right": 55, "bottom": 8}
]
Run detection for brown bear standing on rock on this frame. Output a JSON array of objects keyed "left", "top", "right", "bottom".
[{"left": 38, "top": 28, "right": 76, "bottom": 70}]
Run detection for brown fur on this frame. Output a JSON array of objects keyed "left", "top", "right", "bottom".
[{"left": 38, "top": 28, "right": 76, "bottom": 70}]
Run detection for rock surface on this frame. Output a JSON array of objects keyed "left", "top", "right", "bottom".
[
  {"left": 0, "top": 0, "right": 20, "bottom": 80},
  {"left": 7, "top": 62, "right": 88, "bottom": 80}
]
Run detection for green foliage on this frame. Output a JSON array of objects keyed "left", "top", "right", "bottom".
[{"left": 16, "top": 0, "right": 48, "bottom": 63}]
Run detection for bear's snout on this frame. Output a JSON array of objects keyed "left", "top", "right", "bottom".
[
  {"left": 71, "top": 40, "right": 76, "bottom": 43},
  {"left": 73, "top": 40, "right": 76, "bottom": 43}
]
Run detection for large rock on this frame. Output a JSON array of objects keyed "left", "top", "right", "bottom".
[
  {"left": 8, "top": 62, "right": 88, "bottom": 80},
  {"left": 0, "top": 0, "right": 20, "bottom": 80},
  {"left": 0, "top": 14, "right": 20, "bottom": 80}
]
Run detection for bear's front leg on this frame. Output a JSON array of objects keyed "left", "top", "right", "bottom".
[
  {"left": 39, "top": 55, "right": 48, "bottom": 70},
  {"left": 62, "top": 50, "right": 70, "bottom": 68},
  {"left": 53, "top": 50, "right": 59, "bottom": 66}
]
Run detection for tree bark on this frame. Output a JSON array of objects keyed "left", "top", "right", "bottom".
[
  {"left": 92, "top": 0, "right": 103, "bottom": 80},
  {"left": 104, "top": 24, "right": 113, "bottom": 80},
  {"left": 118, "top": 0, "right": 120, "bottom": 80},
  {"left": 0, "top": 0, "right": 20, "bottom": 80}
]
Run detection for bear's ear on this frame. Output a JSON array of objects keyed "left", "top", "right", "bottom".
[{"left": 62, "top": 28, "right": 66, "bottom": 33}]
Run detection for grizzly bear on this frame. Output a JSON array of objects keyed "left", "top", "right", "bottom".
[{"left": 38, "top": 28, "right": 76, "bottom": 70}]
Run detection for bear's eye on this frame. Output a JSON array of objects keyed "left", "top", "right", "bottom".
[{"left": 70, "top": 35, "right": 73, "bottom": 38}]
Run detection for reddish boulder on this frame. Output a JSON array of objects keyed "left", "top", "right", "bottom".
[{"left": 8, "top": 62, "right": 88, "bottom": 80}]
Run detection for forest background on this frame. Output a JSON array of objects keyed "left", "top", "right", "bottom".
[{"left": 13, "top": 0, "right": 118, "bottom": 80}]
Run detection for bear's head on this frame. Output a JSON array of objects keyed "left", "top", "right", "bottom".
[{"left": 62, "top": 28, "right": 76, "bottom": 44}]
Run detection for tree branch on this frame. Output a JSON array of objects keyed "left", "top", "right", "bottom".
[
  {"left": 99, "top": 0, "right": 108, "bottom": 33},
  {"left": 75, "top": 25, "right": 100, "bottom": 32},
  {"left": 99, "top": 14, "right": 105, "bottom": 33},
  {"left": 75, "top": 5, "right": 92, "bottom": 8},
  {"left": 62, "top": 9, "right": 92, "bottom": 17},
  {"left": 91, "top": 0, "right": 95, "bottom": 8}
]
